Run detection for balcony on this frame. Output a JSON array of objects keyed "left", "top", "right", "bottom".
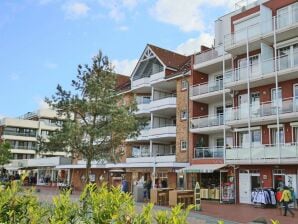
[
  {"left": 148, "top": 125, "right": 176, "bottom": 140},
  {"left": 193, "top": 45, "right": 231, "bottom": 73},
  {"left": 150, "top": 95, "right": 176, "bottom": 114},
  {"left": 225, "top": 97, "right": 298, "bottom": 126},
  {"left": 3, "top": 131, "right": 37, "bottom": 137},
  {"left": 194, "top": 147, "right": 224, "bottom": 159},
  {"left": 131, "top": 77, "right": 150, "bottom": 92},
  {"left": 126, "top": 155, "right": 176, "bottom": 164},
  {"left": 224, "top": 8, "right": 298, "bottom": 54},
  {"left": 224, "top": 52, "right": 298, "bottom": 90},
  {"left": 190, "top": 114, "right": 229, "bottom": 134},
  {"left": 190, "top": 79, "right": 230, "bottom": 103},
  {"left": 126, "top": 129, "right": 150, "bottom": 142},
  {"left": 150, "top": 71, "right": 165, "bottom": 84},
  {"left": 136, "top": 97, "right": 151, "bottom": 115},
  {"left": 226, "top": 143, "right": 298, "bottom": 164}
]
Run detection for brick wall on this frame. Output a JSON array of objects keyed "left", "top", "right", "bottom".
[{"left": 175, "top": 77, "right": 189, "bottom": 163}]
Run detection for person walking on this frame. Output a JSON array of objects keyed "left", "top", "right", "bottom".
[
  {"left": 121, "top": 179, "right": 129, "bottom": 193},
  {"left": 280, "top": 186, "right": 295, "bottom": 217}
]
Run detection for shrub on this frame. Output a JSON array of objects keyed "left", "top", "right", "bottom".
[{"left": 0, "top": 182, "right": 194, "bottom": 224}]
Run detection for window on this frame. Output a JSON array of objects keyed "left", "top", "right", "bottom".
[
  {"left": 238, "top": 129, "right": 261, "bottom": 147},
  {"left": 180, "top": 140, "right": 187, "bottom": 151},
  {"left": 181, "top": 79, "right": 188, "bottom": 90},
  {"left": 270, "top": 127, "right": 284, "bottom": 145},
  {"left": 180, "top": 110, "right": 187, "bottom": 120}
]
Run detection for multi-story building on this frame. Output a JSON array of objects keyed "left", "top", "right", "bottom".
[
  {"left": 119, "top": 44, "right": 190, "bottom": 189},
  {"left": 0, "top": 109, "right": 67, "bottom": 159},
  {"left": 189, "top": 0, "right": 298, "bottom": 203}
]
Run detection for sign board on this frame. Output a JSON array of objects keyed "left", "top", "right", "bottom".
[{"left": 194, "top": 182, "right": 201, "bottom": 211}]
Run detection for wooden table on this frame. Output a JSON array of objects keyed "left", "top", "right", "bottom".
[
  {"left": 169, "top": 190, "right": 194, "bottom": 208},
  {"left": 150, "top": 188, "right": 173, "bottom": 205}
]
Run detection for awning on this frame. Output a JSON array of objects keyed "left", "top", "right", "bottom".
[{"left": 176, "top": 164, "right": 226, "bottom": 174}]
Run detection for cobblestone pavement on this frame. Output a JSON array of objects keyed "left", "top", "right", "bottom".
[{"left": 32, "top": 186, "right": 297, "bottom": 224}]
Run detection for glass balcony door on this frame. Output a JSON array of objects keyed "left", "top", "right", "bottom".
[
  {"left": 270, "top": 128, "right": 284, "bottom": 145},
  {"left": 238, "top": 94, "right": 249, "bottom": 119}
]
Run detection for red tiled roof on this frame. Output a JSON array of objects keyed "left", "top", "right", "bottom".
[
  {"left": 115, "top": 74, "right": 131, "bottom": 92},
  {"left": 148, "top": 44, "right": 188, "bottom": 70},
  {"left": 165, "top": 56, "right": 191, "bottom": 79}
]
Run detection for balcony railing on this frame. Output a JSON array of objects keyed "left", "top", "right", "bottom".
[
  {"left": 226, "top": 143, "right": 298, "bottom": 163},
  {"left": 190, "top": 114, "right": 224, "bottom": 129},
  {"left": 224, "top": 8, "right": 298, "bottom": 49},
  {"left": 194, "top": 45, "right": 224, "bottom": 64},
  {"left": 11, "top": 145, "right": 37, "bottom": 150},
  {"left": 3, "top": 131, "right": 37, "bottom": 137},
  {"left": 131, "top": 77, "right": 150, "bottom": 89},
  {"left": 191, "top": 79, "right": 223, "bottom": 97},
  {"left": 194, "top": 147, "right": 224, "bottom": 159},
  {"left": 224, "top": 52, "right": 298, "bottom": 85},
  {"left": 225, "top": 97, "right": 298, "bottom": 122}
]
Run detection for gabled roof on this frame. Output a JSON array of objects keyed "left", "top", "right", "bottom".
[
  {"left": 148, "top": 44, "right": 188, "bottom": 70},
  {"left": 115, "top": 74, "right": 131, "bottom": 92},
  {"left": 165, "top": 56, "right": 191, "bottom": 80}
]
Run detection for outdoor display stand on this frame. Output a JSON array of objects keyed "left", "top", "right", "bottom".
[{"left": 194, "top": 182, "right": 201, "bottom": 211}]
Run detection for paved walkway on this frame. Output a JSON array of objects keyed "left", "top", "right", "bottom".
[{"left": 31, "top": 187, "right": 297, "bottom": 224}]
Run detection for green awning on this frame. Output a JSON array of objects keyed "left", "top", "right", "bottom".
[{"left": 177, "top": 164, "right": 226, "bottom": 174}]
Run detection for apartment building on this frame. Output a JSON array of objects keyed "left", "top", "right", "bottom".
[
  {"left": 0, "top": 109, "right": 67, "bottom": 160},
  {"left": 119, "top": 44, "right": 190, "bottom": 189},
  {"left": 190, "top": 0, "right": 298, "bottom": 203}
]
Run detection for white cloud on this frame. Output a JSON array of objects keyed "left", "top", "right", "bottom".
[
  {"left": 176, "top": 33, "right": 214, "bottom": 55},
  {"left": 44, "top": 61, "right": 58, "bottom": 69},
  {"left": 0, "top": 114, "right": 6, "bottom": 119},
  {"left": 99, "top": 0, "right": 140, "bottom": 22},
  {"left": 122, "top": 0, "right": 138, "bottom": 9},
  {"left": 63, "top": 2, "right": 90, "bottom": 19},
  {"left": 150, "top": 0, "right": 234, "bottom": 32},
  {"left": 112, "top": 59, "right": 138, "bottom": 76},
  {"left": 118, "top": 25, "right": 129, "bottom": 31}
]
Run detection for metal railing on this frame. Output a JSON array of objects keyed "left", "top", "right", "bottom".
[
  {"left": 153, "top": 93, "right": 176, "bottom": 101},
  {"left": 225, "top": 97, "right": 298, "bottom": 122},
  {"left": 194, "top": 45, "right": 224, "bottom": 64},
  {"left": 194, "top": 147, "right": 224, "bottom": 159},
  {"left": 3, "top": 131, "right": 37, "bottom": 137},
  {"left": 226, "top": 143, "right": 298, "bottom": 162},
  {"left": 190, "top": 114, "right": 224, "bottom": 129},
  {"left": 224, "top": 8, "right": 298, "bottom": 49},
  {"left": 224, "top": 52, "right": 298, "bottom": 84},
  {"left": 136, "top": 97, "right": 151, "bottom": 104},
  {"left": 191, "top": 79, "right": 223, "bottom": 97},
  {"left": 11, "top": 145, "right": 37, "bottom": 150}
]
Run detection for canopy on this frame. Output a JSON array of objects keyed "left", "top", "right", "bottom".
[{"left": 176, "top": 164, "right": 226, "bottom": 174}]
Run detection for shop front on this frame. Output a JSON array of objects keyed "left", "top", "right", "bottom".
[
  {"left": 178, "top": 164, "right": 236, "bottom": 203},
  {"left": 236, "top": 165, "right": 298, "bottom": 206}
]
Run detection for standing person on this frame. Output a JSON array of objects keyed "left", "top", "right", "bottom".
[
  {"left": 121, "top": 179, "right": 128, "bottom": 193},
  {"left": 280, "top": 186, "right": 295, "bottom": 217},
  {"left": 146, "top": 177, "right": 152, "bottom": 200}
]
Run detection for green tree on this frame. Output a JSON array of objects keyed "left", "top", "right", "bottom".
[
  {"left": 0, "top": 142, "right": 11, "bottom": 168},
  {"left": 43, "top": 51, "right": 142, "bottom": 183}
]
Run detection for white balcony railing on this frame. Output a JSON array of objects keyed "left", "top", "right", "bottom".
[
  {"left": 150, "top": 96, "right": 176, "bottom": 112},
  {"left": 194, "top": 147, "right": 224, "bottom": 159},
  {"left": 149, "top": 125, "right": 176, "bottom": 139},
  {"left": 126, "top": 155, "right": 176, "bottom": 163},
  {"left": 224, "top": 52, "right": 298, "bottom": 85},
  {"left": 131, "top": 77, "right": 150, "bottom": 89},
  {"left": 226, "top": 143, "right": 298, "bottom": 163},
  {"left": 126, "top": 129, "right": 149, "bottom": 141},
  {"left": 191, "top": 79, "right": 223, "bottom": 97},
  {"left": 149, "top": 71, "right": 165, "bottom": 83},
  {"left": 225, "top": 97, "right": 298, "bottom": 122},
  {"left": 194, "top": 45, "right": 224, "bottom": 64},
  {"left": 190, "top": 114, "right": 224, "bottom": 129},
  {"left": 224, "top": 8, "right": 298, "bottom": 49}
]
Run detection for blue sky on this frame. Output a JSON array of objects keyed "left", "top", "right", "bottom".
[{"left": 0, "top": 0, "right": 233, "bottom": 118}]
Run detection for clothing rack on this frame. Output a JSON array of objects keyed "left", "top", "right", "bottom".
[{"left": 251, "top": 188, "right": 277, "bottom": 208}]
